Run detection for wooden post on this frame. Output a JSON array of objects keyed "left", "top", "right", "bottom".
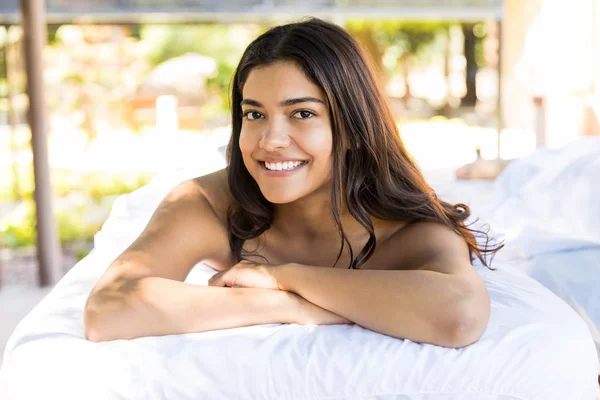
[{"left": 20, "top": 0, "right": 62, "bottom": 286}]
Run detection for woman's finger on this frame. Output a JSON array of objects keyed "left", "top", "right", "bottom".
[{"left": 208, "top": 272, "right": 225, "bottom": 287}]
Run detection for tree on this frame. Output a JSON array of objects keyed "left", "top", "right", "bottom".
[
  {"left": 141, "top": 24, "right": 262, "bottom": 113},
  {"left": 346, "top": 20, "right": 448, "bottom": 103},
  {"left": 461, "top": 23, "right": 478, "bottom": 107}
]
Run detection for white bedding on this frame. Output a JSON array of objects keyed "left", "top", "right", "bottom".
[
  {"left": 430, "top": 137, "right": 600, "bottom": 365},
  {"left": 1, "top": 142, "right": 599, "bottom": 400}
]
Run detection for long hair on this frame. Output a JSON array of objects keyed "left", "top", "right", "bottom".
[{"left": 226, "top": 18, "right": 502, "bottom": 269}]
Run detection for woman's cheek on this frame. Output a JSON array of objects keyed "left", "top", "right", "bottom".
[
  {"left": 238, "top": 130, "right": 256, "bottom": 157},
  {"left": 238, "top": 131, "right": 257, "bottom": 174},
  {"left": 238, "top": 129, "right": 251, "bottom": 152},
  {"left": 306, "top": 129, "right": 333, "bottom": 160}
]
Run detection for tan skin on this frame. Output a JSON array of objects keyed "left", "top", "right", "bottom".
[
  {"left": 198, "top": 169, "right": 402, "bottom": 272},
  {"left": 85, "top": 61, "right": 490, "bottom": 347}
]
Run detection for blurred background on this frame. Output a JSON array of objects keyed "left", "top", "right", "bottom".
[{"left": 0, "top": 0, "right": 598, "bottom": 355}]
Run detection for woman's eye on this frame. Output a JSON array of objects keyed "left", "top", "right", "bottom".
[
  {"left": 293, "top": 110, "right": 315, "bottom": 119},
  {"left": 243, "top": 111, "right": 263, "bottom": 120}
]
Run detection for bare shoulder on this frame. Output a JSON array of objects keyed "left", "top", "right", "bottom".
[
  {"left": 95, "top": 168, "right": 235, "bottom": 287},
  {"left": 192, "top": 168, "right": 234, "bottom": 222},
  {"left": 385, "top": 221, "right": 473, "bottom": 275}
]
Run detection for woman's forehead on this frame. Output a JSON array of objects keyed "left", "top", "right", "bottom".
[{"left": 242, "top": 62, "right": 326, "bottom": 105}]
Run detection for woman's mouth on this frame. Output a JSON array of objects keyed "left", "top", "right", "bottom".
[{"left": 259, "top": 160, "right": 308, "bottom": 174}]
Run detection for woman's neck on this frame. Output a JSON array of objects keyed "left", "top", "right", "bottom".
[{"left": 271, "top": 194, "right": 364, "bottom": 241}]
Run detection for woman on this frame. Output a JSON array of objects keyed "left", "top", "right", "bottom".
[{"left": 84, "top": 18, "right": 501, "bottom": 348}]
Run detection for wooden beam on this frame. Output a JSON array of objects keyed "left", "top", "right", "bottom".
[
  {"left": 1, "top": 7, "right": 503, "bottom": 26},
  {"left": 20, "top": 0, "right": 62, "bottom": 286}
]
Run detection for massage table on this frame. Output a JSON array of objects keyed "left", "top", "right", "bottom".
[{"left": 1, "top": 138, "right": 598, "bottom": 399}]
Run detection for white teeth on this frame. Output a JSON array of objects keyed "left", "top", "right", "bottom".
[{"left": 264, "top": 161, "right": 305, "bottom": 171}]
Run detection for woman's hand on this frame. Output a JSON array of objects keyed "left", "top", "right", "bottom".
[
  {"left": 207, "top": 261, "right": 353, "bottom": 326},
  {"left": 290, "top": 292, "right": 354, "bottom": 326},
  {"left": 207, "top": 260, "right": 281, "bottom": 290}
]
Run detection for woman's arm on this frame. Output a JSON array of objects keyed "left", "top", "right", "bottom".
[
  {"left": 85, "top": 275, "right": 296, "bottom": 342},
  {"left": 272, "top": 222, "right": 490, "bottom": 348},
  {"left": 85, "top": 173, "right": 239, "bottom": 341},
  {"left": 84, "top": 172, "right": 349, "bottom": 341}
]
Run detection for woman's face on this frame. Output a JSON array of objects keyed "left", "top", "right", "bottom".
[{"left": 239, "top": 61, "right": 333, "bottom": 204}]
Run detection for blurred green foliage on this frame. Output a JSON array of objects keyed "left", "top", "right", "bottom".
[
  {"left": 81, "top": 173, "right": 153, "bottom": 201},
  {"left": 346, "top": 20, "right": 449, "bottom": 71},
  {"left": 0, "top": 199, "right": 102, "bottom": 249},
  {"left": 141, "top": 24, "right": 261, "bottom": 112},
  {"left": 473, "top": 22, "right": 488, "bottom": 67},
  {"left": 0, "top": 168, "right": 153, "bottom": 249},
  {"left": 345, "top": 20, "right": 487, "bottom": 79},
  {"left": 0, "top": 163, "right": 153, "bottom": 202}
]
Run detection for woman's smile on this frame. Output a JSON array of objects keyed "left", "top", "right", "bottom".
[{"left": 259, "top": 160, "right": 309, "bottom": 176}]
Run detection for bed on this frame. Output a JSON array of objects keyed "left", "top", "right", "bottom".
[{"left": 1, "top": 139, "right": 598, "bottom": 400}]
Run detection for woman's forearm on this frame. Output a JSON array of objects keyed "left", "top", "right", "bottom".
[
  {"left": 84, "top": 275, "right": 295, "bottom": 342},
  {"left": 275, "top": 263, "right": 488, "bottom": 348}
]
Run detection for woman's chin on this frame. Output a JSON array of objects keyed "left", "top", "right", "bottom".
[{"left": 261, "top": 191, "right": 300, "bottom": 205}]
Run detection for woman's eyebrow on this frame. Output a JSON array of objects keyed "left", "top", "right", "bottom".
[{"left": 240, "top": 97, "right": 325, "bottom": 107}]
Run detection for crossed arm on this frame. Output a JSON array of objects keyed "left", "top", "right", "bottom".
[
  {"left": 281, "top": 264, "right": 487, "bottom": 347},
  {"left": 208, "top": 222, "right": 491, "bottom": 348}
]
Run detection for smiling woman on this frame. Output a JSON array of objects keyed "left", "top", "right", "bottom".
[
  {"left": 84, "top": 18, "right": 503, "bottom": 348},
  {"left": 226, "top": 19, "right": 502, "bottom": 271},
  {"left": 237, "top": 62, "right": 333, "bottom": 206}
]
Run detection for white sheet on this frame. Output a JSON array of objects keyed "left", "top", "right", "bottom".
[
  {"left": 1, "top": 144, "right": 599, "bottom": 400},
  {"left": 1, "top": 253, "right": 597, "bottom": 400},
  {"left": 486, "top": 137, "right": 600, "bottom": 363},
  {"left": 429, "top": 137, "right": 600, "bottom": 366},
  {"left": 485, "top": 136, "right": 600, "bottom": 255}
]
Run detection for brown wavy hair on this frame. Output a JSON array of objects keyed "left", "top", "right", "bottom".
[{"left": 226, "top": 18, "right": 502, "bottom": 269}]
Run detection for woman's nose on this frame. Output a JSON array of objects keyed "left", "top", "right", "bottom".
[{"left": 259, "top": 121, "right": 291, "bottom": 151}]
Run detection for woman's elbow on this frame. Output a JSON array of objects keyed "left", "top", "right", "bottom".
[
  {"left": 83, "top": 294, "right": 115, "bottom": 342},
  {"left": 443, "top": 313, "right": 488, "bottom": 348},
  {"left": 83, "top": 287, "right": 132, "bottom": 343},
  {"left": 441, "top": 290, "right": 491, "bottom": 348},
  {"left": 84, "top": 311, "right": 105, "bottom": 342}
]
